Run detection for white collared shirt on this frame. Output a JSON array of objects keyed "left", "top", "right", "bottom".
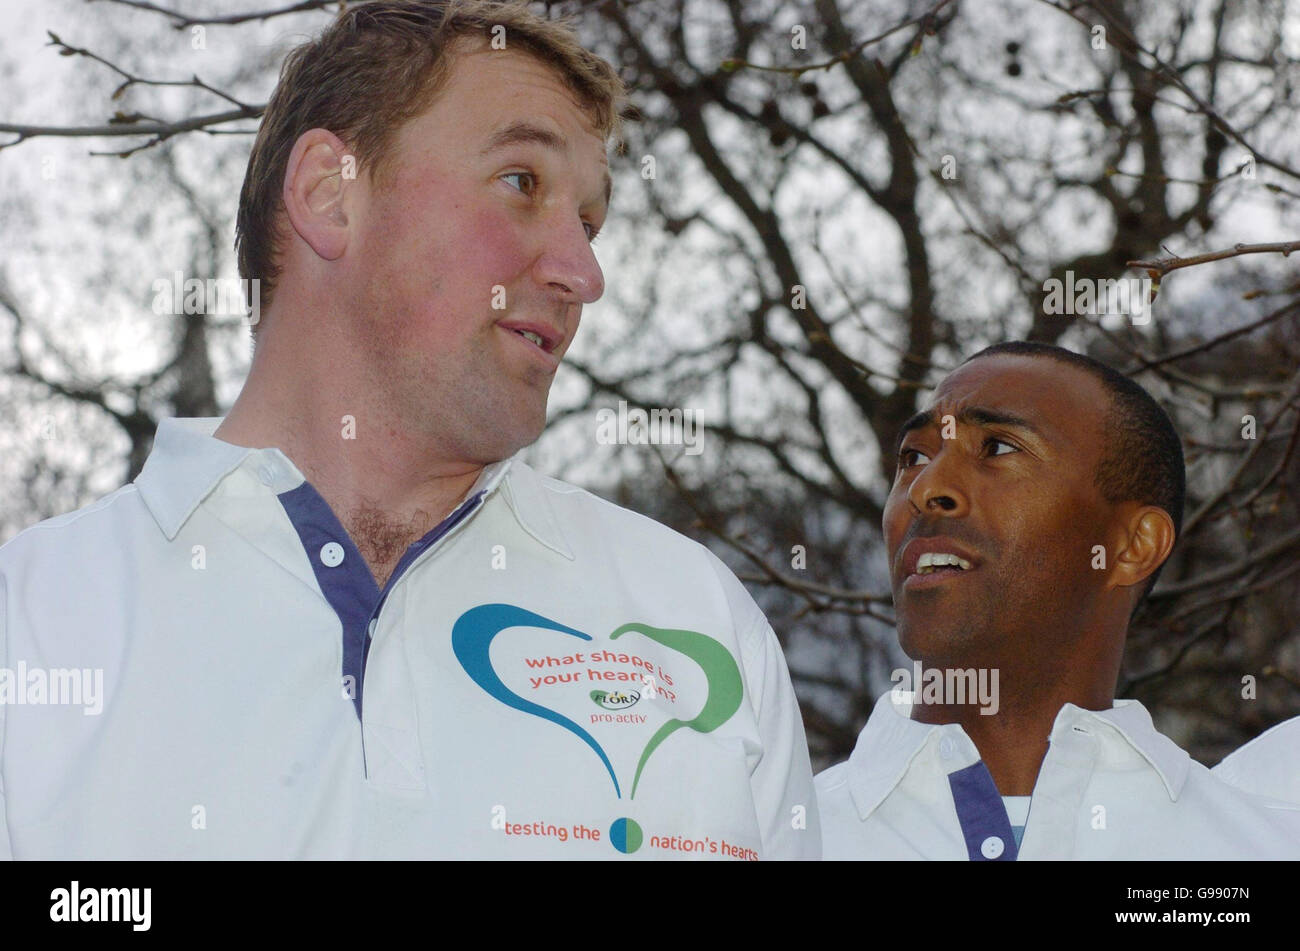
[
  {"left": 1214, "top": 716, "right": 1300, "bottom": 804},
  {"left": 816, "top": 693, "right": 1300, "bottom": 859},
  {"left": 0, "top": 418, "right": 818, "bottom": 859}
]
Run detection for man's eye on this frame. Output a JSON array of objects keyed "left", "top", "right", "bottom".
[
  {"left": 987, "top": 437, "right": 1018, "bottom": 456},
  {"left": 898, "top": 448, "right": 931, "bottom": 468},
  {"left": 584, "top": 222, "right": 601, "bottom": 243},
  {"left": 501, "top": 171, "right": 536, "bottom": 195}
]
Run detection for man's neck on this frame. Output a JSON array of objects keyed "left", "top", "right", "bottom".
[
  {"left": 213, "top": 328, "right": 486, "bottom": 588},
  {"left": 910, "top": 669, "right": 1116, "bottom": 796}
]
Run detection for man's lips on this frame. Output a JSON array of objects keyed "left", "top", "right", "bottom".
[
  {"left": 895, "top": 536, "right": 982, "bottom": 590},
  {"left": 498, "top": 321, "right": 564, "bottom": 367},
  {"left": 498, "top": 320, "right": 564, "bottom": 354}
]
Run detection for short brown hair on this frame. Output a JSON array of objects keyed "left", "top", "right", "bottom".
[{"left": 235, "top": 0, "right": 624, "bottom": 327}]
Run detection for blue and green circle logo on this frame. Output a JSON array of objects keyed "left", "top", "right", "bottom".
[{"left": 609, "top": 817, "right": 643, "bottom": 854}]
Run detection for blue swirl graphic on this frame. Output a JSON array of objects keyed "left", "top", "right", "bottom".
[{"left": 452, "top": 603, "right": 621, "bottom": 798}]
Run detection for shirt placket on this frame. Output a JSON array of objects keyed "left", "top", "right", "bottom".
[
  {"left": 1017, "top": 722, "right": 1099, "bottom": 860},
  {"left": 358, "top": 491, "right": 488, "bottom": 789},
  {"left": 277, "top": 481, "right": 488, "bottom": 782}
]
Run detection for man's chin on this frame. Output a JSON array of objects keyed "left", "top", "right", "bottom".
[
  {"left": 896, "top": 611, "right": 977, "bottom": 660},
  {"left": 474, "top": 412, "right": 546, "bottom": 463}
]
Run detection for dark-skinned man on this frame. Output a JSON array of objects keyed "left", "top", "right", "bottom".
[{"left": 816, "top": 341, "right": 1300, "bottom": 860}]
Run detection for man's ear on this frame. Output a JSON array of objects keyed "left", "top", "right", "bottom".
[
  {"left": 1109, "top": 505, "right": 1176, "bottom": 594},
  {"left": 282, "top": 128, "right": 353, "bottom": 262}
]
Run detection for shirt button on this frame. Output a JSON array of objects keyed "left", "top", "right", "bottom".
[
  {"left": 981, "top": 835, "right": 1005, "bottom": 859},
  {"left": 258, "top": 465, "right": 276, "bottom": 486},
  {"left": 319, "top": 542, "right": 345, "bottom": 567},
  {"left": 938, "top": 736, "right": 956, "bottom": 759}
]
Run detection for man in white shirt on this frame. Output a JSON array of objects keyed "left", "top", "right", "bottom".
[
  {"left": 817, "top": 341, "right": 1300, "bottom": 859},
  {"left": 0, "top": 0, "right": 817, "bottom": 859},
  {"left": 1214, "top": 716, "right": 1300, "bottom": 804}
]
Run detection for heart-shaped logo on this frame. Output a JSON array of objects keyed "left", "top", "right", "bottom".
[{"left": 452, "top": 603, "right": 743, "bottom": 802}]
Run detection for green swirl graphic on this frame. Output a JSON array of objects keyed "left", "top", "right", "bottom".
[{"left": 610, "top": 623, "right": 744, "bottom": 799}]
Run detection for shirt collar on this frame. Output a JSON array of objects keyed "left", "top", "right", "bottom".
[
  {"left": 498, "top": 460, "right": 575, "bottom": 561},
  {"left": 846, "top": 692, "right": 959, "bottom": 820},
  {"left": 1058, "top": 699, "right": 1189, "bottom": 800},
  {"left": 134, "top": 417, "right": 573, "bottom": 560},
  {"left": 842, "top": 693, "right": 1191, "bottom": 818},
  {"left": 134, "top": 417, "right": 258, "bottom": 540}
]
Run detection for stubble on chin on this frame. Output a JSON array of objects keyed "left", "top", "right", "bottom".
[
  {"left": 896, "top": 593, "right": 1001, "bottom": 667},
  {"left": 456, "top": 373, "right": 552, "bottom": 463}
]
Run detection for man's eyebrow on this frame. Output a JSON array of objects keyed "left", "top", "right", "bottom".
[
  {"left": 960, "top": 406, "right": 1043, "bottom": 437},
  {"left": 482, "top": 119, "right": 567, "bottom": 155},
  {"left": 894, "top": 406, "right": 1044, "bottom": 451},
  {"left": 482, "top": 119, "right": 612, "bottom": 208},
  {"left": 896, "top": 410, "right": 934, "bottom": 452}
]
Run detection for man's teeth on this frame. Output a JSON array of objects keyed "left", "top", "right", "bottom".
[
  {"left": 916, "top": 552, "right": 972, "bottom": 574},
  {"left": 518, "top": 330, "right": 545, "bottom": 348}
]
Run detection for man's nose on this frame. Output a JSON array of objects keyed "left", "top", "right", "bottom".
[
  {"left": 906, "top": 450, "right": 970, "bottom": 517},
  {"left": 534, "top": 216, "right": 605, "bottom": 304}
]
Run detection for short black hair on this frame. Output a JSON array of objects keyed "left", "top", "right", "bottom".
[{"left": 961, "top": 341, "right": 1185, "bottom": 607}]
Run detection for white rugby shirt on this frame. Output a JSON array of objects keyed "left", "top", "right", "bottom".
[
  {"left": 0, "top": 417, "right": 819, "bottom": 859},
  {"left": 1214, "top": 716, "right": 1300, "bottom": 804},
  {"left": 816, "top": 693, "right": 1300, "bottom": 859}
]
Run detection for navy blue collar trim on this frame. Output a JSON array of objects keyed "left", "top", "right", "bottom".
[
  {"left": 276, "top": 483, "right": 487, "bottom": 722},
  {"left": 947, "top": 761, "right": 1020, "bottom": 861}
]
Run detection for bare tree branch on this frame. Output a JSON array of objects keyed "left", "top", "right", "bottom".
[
  {"left": 1036, "top": 0, "right": 1300, "bottom": 183},
  {"left": 1128, "top": 240, "right": 1300, "bottom": 279},
  {"left": 719, "top": 0, "right": 954, "bottom": 76},
  {"left": 85, "top": 0, "right": 339, "bottom": 30},
  {"left": 0, "top": 33, "right": 263, "bottom": 155}
]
